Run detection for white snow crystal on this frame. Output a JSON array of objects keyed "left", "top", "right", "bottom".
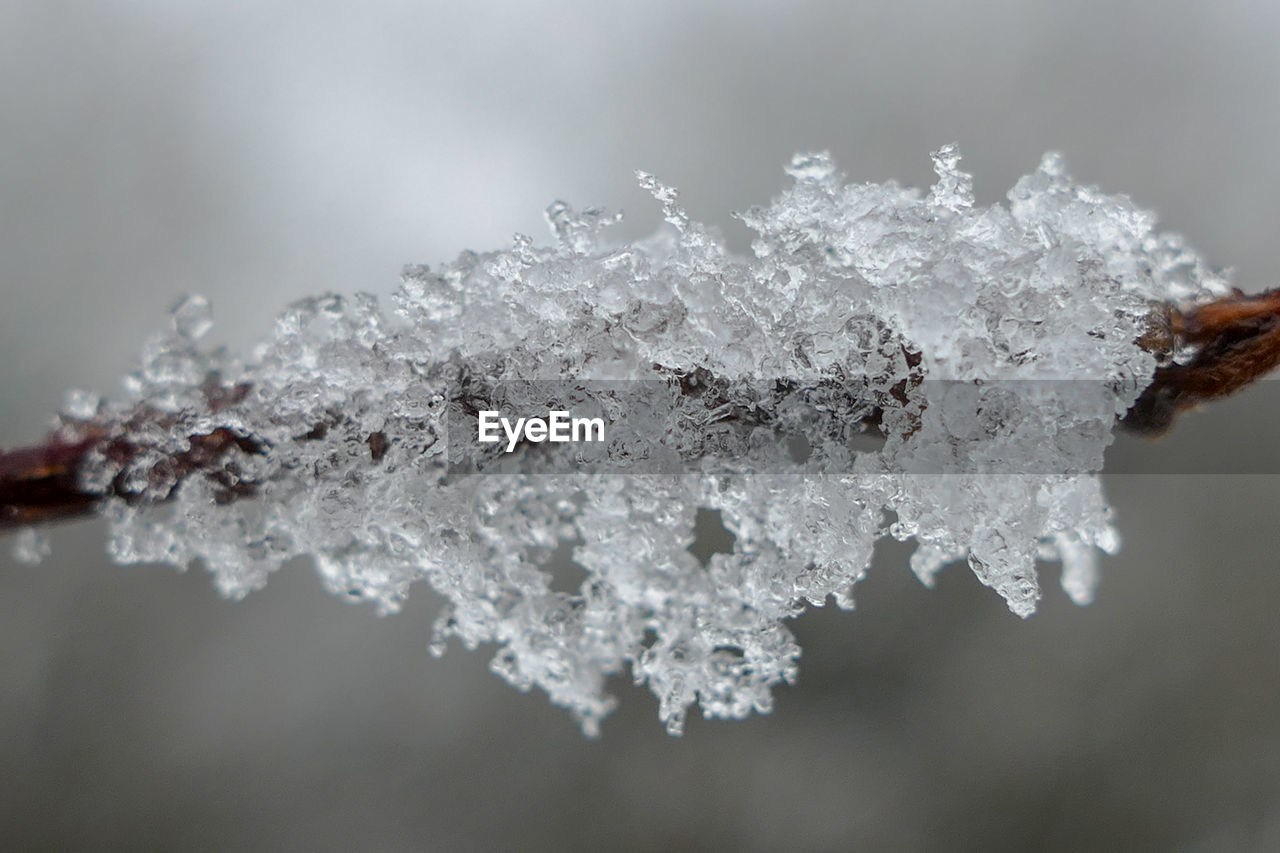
[
  {"left": 10, "top": 526, "right": 51, "bottom": 566},
  {"left": 72, "top": 146, "right": 1225, "bottom": 734}
]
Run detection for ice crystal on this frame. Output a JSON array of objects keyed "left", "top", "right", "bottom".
[
  {"left": 10, "top": 526, "right": 51, "bottom": 566},
  {"left": 62, "top": 147, "right": 1225, "bottom": 734}
]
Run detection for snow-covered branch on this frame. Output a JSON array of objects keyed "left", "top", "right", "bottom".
[{"left": 2, "top": 147, "right": 1270, "bottom": 735}]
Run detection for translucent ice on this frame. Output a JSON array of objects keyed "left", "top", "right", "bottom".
[
  {"left": 10, "top": 526, "right": 51, "bottom": 566},
  {"left": 66, "top": 147, "right": 1225, "bottom": 734}
]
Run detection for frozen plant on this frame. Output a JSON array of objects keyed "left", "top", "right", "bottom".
[{"left": 0, "top": 146, "right": 1263, "bottom": 735}]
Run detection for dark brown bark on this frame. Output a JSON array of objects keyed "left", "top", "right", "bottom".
[
  {"left": 0, "top": 430, "right": 105, "bottom": 529},
  {"left": 0, "top": 423, "right": 267, "bottom": 533},
  {"left": 5, "top": 287, "right": 1280, "bottom": 534},
  {"left": 1121, "top": 288, "right": 1280, "bottom": 435}
]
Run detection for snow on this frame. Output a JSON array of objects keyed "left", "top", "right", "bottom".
[{"left": 41, "top": 146, "right": 1226, "bottom": 734}]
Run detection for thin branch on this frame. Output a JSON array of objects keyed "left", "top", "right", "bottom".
[
  {"left": 5, "top": 287, "right": 1280, "bottom": 534},
  {"left": 1121, "top": 288, "right": 1280, "bottom": 434}
]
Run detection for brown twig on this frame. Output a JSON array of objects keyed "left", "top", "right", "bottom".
[
  {"left": 1121, "top": 288, "right": 1280, "bottom": 435},
  {"left": 0, "top": 422, "right": 267, "bottom": 533},
  {"left": 5, "top": 288, "right": 1280, "bottom": 534},
  {"left": 0, "top": 429, "right": 106, "bottom": 529}
]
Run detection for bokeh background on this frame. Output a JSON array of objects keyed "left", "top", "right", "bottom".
[{"left": 4, "top": 1, "right": 1280, "bottom": 850}]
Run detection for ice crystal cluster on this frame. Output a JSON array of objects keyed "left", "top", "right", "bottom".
[{"left": 48, "top": 147, "right": 1226, "bottom": 734}]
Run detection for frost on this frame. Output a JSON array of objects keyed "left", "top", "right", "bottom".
[
  {"left": 60, "top": 388, "right": 100, "bottom": 421},
  {"left": 67, "top": 147, "right": 1224, "bottom": 734},
  {"left": 170, "top": 293, "right": 215, "bottom": 342},
  {"left": 10, "top": 526, "right": 51, "bottom": 566}
]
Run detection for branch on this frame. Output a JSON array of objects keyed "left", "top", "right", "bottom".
[
  {"left": 2, "top": 148, "right": 1265, "bottom": 734},
  {"left": 5, "top": 286, "right": 1280, "bottom": 533},
  {"left": 1120, "top": 289, "right": 1280, "bottom": 434}
]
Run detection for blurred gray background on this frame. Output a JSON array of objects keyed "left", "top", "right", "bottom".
[{"left": 4, "top": 1, "right": 1280, "bottom": 850}]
